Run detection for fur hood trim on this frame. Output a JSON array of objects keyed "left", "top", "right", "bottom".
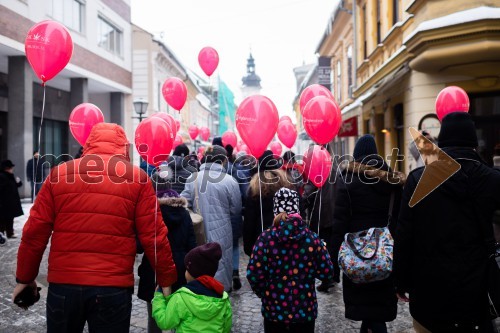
[
  {"left": 346, "top": 162, "right": 406, "bottom": 186},
  {"left": 157, "top": 196, "right": 188, "bottom": 208}
]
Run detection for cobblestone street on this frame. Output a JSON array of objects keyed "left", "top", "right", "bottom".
[{"left": 0, "top": 202, "right": 417, "bottom": 332}]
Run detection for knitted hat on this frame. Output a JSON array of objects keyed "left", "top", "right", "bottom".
[
  {"left": 258, "top": 150, "right": 283, "bottom": 171},
  {"left": 173, "top": 144, "right": 190, "bottom": 157},
  {"left": 438, "top": 112, "right": 478, "bottom": 148},
  {"left": 151, "top": 165, "right": 173, "bottom": 193},
  {"left": 273, "top": 188, "right": 300, "bottom": 216},
  {"left": 204, "top": 145, "right": 228, "bottom": 164},
  {"left": 212, "top": 137, "right": 223, "bottom": 147},
  {"left": 184, "top": 242, "right": 222, "bottom": 278},
  {"left": 353, "top": 134, "right": 378, "bottom": 162}
]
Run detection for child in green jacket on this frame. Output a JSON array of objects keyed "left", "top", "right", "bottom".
[{"left": 152, "top": 242, "right": 232, "bottom": 333}]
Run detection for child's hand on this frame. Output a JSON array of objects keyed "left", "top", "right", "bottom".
[{"left": 161, "top": 286, "right": 172, "bottom": 298}]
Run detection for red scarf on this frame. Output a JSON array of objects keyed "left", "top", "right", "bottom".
[{"left": 196, "top": 275, "right": 224, "bottom": 295}]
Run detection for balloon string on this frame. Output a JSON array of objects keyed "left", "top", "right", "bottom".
[
  {"left": 258, "top": 162, "right": 264, "bottom": 232},
  {"left": 154, "top": 170, "right": 158, "bottom": 286},
  {"left": 34, "top": 84, "right": 46, "bottom": 202},
  {"left": 317, "top": 187, "right": 322, "bottom": 237}
]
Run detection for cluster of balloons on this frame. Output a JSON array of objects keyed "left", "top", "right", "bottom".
[{"left": 188, "top": 125, "right": 211, "bottom": 141}]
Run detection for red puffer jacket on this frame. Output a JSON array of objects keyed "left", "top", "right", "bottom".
[{"left": 16, "top": 123, "right": 177, "bottom": 288}]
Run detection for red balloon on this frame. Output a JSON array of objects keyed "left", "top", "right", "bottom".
[
  {"left": 135, "top": 117, "right": 173, "bottom": 167},
  {"left": 277, "top": 119, "right": 297, "bottom": 149},
  {"left": 222, "top": 131, "right": 237, "bottom": 147},
  {"left": 25, "top": 20, "right": 73, "bottom": 83},
  {"left": 435, "top": 86, "right": 470, "bottom": 121},
  {"left": 198, "top": 47, "right": 219, "bottom": 77},
  {"left": 303, "top": 145, "right": 332, "bottom": 187},
  {"left": 200, "top": 127, "right": 210, "bottom": 141},
  {"left": 175, "top": 120, "right": 181, "bottom": 132},
  {"left": 280, "top": 116, "right": 292, "bottom": 123},
  {"left": 172, "top": 134, "right": 183, "bottom": 150},
  {"left": 69, "top": 103, "right": 104, "bottom": 146},
  {"left": 188, "top": 125, "right": 199, "bottom": 140},
  {"left": 236, "top": 95, "right": 279, "bottom": 158},
  {"left": 270, "top": 141, "right": 282, "bottom": 156},
  {"left": 198, "top": 146, "right": 206, "bottom": 155},
  {"left": 239, "top": 144, "right": 249, "bottom": 154},
  {"left": 152, "top": 113, "right": 176, "bottom": 139},
  {"left": 299, "top": 84, "right": 334, "bottom": 114},
  {"left": 162, "top": 77, "right": 187, "bottom": 111},
  {"left": 303, "top": 96, "right": 342, "bottom": 144}
]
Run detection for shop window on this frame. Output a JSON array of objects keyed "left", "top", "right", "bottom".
[
  {"left": 337, "top": 61, "right": 342, "bottom": 102},
  {"left": 393, "top": 0, "right": 399, "bottom": 25}
]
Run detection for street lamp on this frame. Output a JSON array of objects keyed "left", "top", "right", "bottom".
[{"left": 133, "top": 98, "right": 149, "bottom": 122}]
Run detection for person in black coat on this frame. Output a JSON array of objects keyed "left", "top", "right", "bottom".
[
  {"left": 243, "top": 151, "right": 295, "bottom": 256},
  {"left": 0, "top": 160, "right": 24, "bottom": 238},
  {"left": 138, "top": 169, "right": 197, "bottom": 333},
  {"left": 25, "top": 151, "right": 45, "bottom": 202},
  {"left": 394, "top": 112, "right": 500, "bottom": 332},
  {"left": 167, "top": 144, "right": 198, "bottom": 194},
  {"left": 331, "top": 135, "right": 405, "bottom": 333}
]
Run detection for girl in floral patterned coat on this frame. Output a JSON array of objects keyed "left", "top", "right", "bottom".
[{"left": 246, "top": 188, "right": 334, "bottom": 333}]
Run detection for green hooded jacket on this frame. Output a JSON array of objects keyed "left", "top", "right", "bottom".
[{"left": 152, "top": 288, "right": 232, "bottom": 333}]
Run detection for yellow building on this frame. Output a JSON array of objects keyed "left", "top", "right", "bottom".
[{"left": 315, "top": 0, "right": 500, "bottom": 172}]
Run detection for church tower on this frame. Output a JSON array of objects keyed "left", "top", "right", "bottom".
[{"left": 241, "top": 53, "right": 262, "bottom": 98}]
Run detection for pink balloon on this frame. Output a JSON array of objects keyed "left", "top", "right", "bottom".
[
  {"left": 239, "top": 144, "right": 249, "bottom": 154},
  {"left": 198, "top": 146, "right": 206, "bottom": 155},
  {"left": 69, "top": 103, "right": 104, "bottom": 146},
  {"left": 236, "top": 95, "right": 279, "bottom": 159},
  {"left": 303, "top": 96, "right": 342, "bottom": 144},
  {"left": 200, "top": 127, "right": 210, "bottom": 141},
  {"left": 303, "top": 145, "right": 332, "bottom": 187},
  {"left": 172, "top": 134, "right": 183, "bottom": 150},
  {"left": 162, "top": 77, "right": 187, "bottom": 111},
  {"left": 198, "top": 47, "right": 219, "bottom": 77},
  {"left": 435, "top": 86, "right": 470, "bottom": 121},
  {"left": 277, "top": 119, "right": 297, "bottom": 149},
  {"left": 135, "top": 117, "right": 173, "bottom": 167},
  {"left": 188, "top": 125, "right": 199, "bottom": 140},
  {"left": 222, "top": 131, "right": 237, "bottom": 147},
  {"left": 25, "top": 20, "right": 73, "bottom": 83},
  {"left": 152, "top": 113, "right": 177, "bottom": 139},
  {"left": 280, "top": 116, "right": 292, "bottom": 123},
  {"left": 270, "top": 142, "right": 282, "bottom": 156},
  {"left": 175, "top": 120, "right": 181, "bottom": 132},
  {"left": 299, "top": 84, "right": 334, "bottom": 114}
]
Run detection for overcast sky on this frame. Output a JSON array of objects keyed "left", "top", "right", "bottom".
[{"left": 131, "top": 0, "right": 339, "bottom": 122}]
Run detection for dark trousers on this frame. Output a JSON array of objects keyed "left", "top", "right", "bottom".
[
  {"left": 264, "top": 319, "right": 315, "bottom": 333},
  {"left": 0, "top": 218, "right": 14, "bottom": 237},
  {"left": 360, "top": 320, "right": 387, "bottom": 333},
  {"left": 30, "top": 181, "right": 42, "bottom": 203},
  {"left": 47, "top": 283, "right": 132, "bottom": 333}
]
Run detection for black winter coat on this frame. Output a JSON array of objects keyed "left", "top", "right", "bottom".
[
  {"left": 137, "top": 196, "right": 196, "bottom": 302},
  {"left": 0, "top": 171, "right": 23, "bottom": 220},
  {"left": 243, "top": 194, "right": 274, "bottom": 256},
  {"left": 332, "top": 159, "right": 404, "bottom": 322},
  {"left": 168, "top": 156, "right": 198, "bottom": 194},
  {"left": 394, "top": 147, "right": 500, "bottom": 331}
]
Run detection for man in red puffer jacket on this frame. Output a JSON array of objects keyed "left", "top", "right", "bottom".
[{"left": 12, "top": 123, "right": 177, "bottom": 333}]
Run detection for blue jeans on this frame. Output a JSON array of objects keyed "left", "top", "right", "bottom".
[{"left": 47, "top": 283, "right": 132, "bottom": 333}]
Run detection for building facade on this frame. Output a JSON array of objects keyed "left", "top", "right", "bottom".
[
  {"left": 313, "top": 0, "right": 500, "bottom": 172},
  {"left": 0, "top": 0, "right": 133, "bottom": 197},
  {"left": 132, "top": 24, "right": 217, "bottom": 158}
]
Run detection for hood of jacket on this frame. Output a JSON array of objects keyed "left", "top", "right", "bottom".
[
  {"left": 175, "top": 287, "right": 230, "bottom": 321},
  {"left": 83, "top": 123, "right": 130, "bottom": 160},
  {"left": 199, "top": 162, "right": 225, "bottom": 173},
  {"left": 158, "top": 196, "right": 188, "bottom": 228},
  {"left": 345, "top": 161, "right": 406, "bottom": 186},
  {"left": 271, "top": 216, "right": 307, "bottom": 243}
]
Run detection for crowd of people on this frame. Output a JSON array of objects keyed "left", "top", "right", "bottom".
[{"left": 4, "top": 112, "right": 500, "bottom": 332}]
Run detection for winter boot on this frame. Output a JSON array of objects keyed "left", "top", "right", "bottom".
[{"left": 232, "top": 270, "right": 242, "bottom": 290}]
